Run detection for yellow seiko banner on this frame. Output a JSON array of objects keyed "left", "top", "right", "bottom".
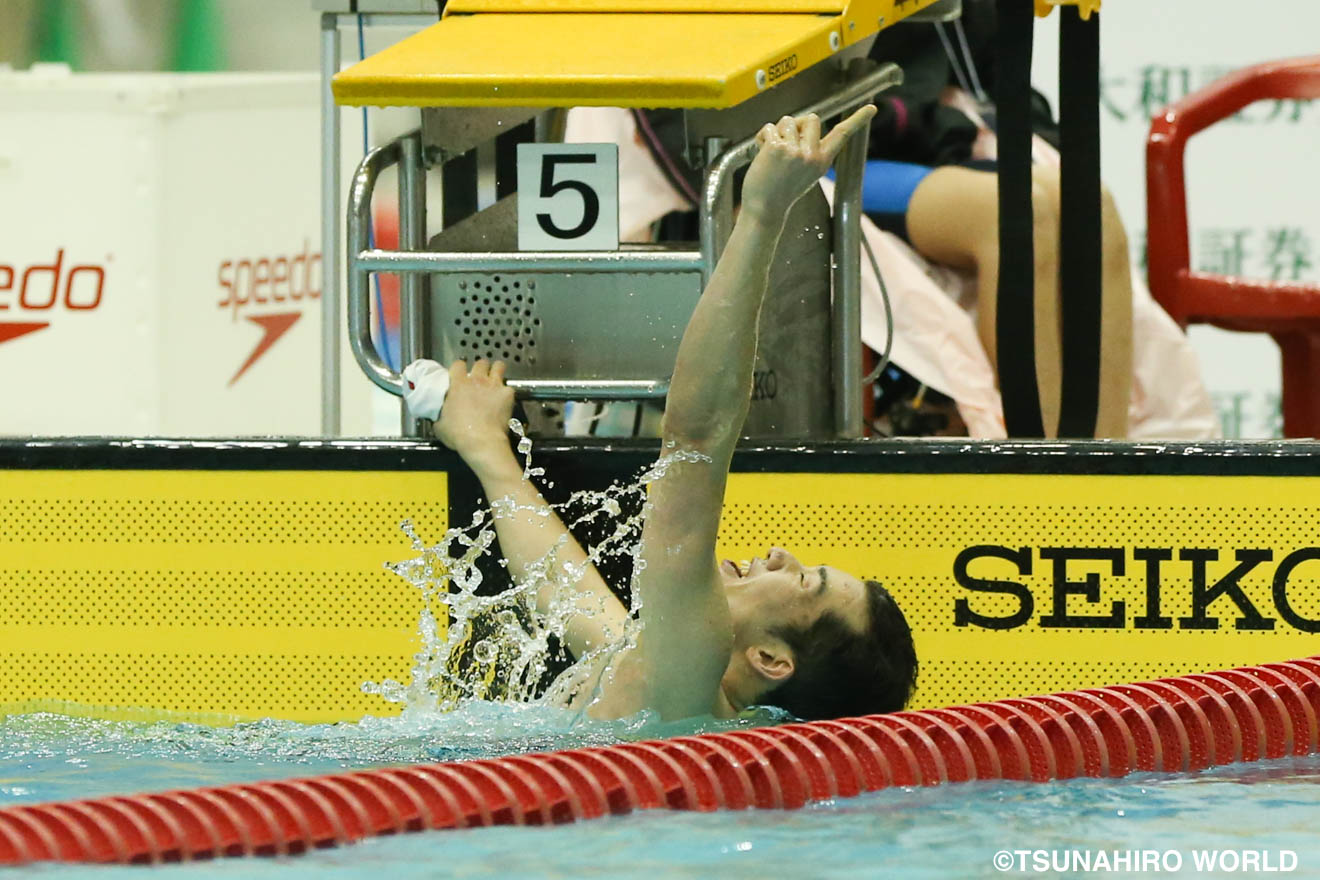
[{"left": 2, "top": 441, "right": 1316, "bottom": 723}]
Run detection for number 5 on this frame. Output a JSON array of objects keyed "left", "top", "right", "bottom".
[{"left": 536, "top": 154, "right": 601, "bottom": 240}]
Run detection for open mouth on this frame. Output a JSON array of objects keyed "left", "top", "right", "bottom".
[{"left": 721, "top": 559, "right": 746, "bottom": 578}]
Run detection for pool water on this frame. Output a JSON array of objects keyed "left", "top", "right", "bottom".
[{"left": 4, "top": 709, "right": 1320, "bottom": 878}]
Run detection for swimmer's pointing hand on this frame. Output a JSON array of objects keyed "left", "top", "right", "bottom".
[
  {"left": 740, "top": 105, "right": 877, "bottom": 223},
  {"left": 433, "top": 359, "right": 515, "bottom": 467}
]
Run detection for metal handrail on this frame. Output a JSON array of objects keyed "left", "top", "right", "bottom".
[
  {"left": 516, "top": 379, "right": 670, "bottom": 400},
  {"left": 346, "top": 61, "right": 901, "bottom": 420},
  {"left": 346, "top": 138, "right": 402, "bottom": 395},
  {"left": 354, "top": 249, "right": 704, "bottom": 274},
  {"left": 347, "top": 141, "right": 701, "bottom": 401},
  {"left": 831, "top": 118, "right": 870, "bottom": 438},
  {"left": 698, "top": 62, "right": 902, "bottom": 277},
  {"left": 699, "top": 61, "right": 900, "bottom": 438},
  {"left": 347, "top": 145, "right": 681, "bottom": 402}
]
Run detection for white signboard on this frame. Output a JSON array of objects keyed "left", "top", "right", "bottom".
[
  {"left": 0, "top": 69, "right": 380, "bottom": 436},
  {"left": 516, "top": 143, "right": 620, "bottom": 251}
]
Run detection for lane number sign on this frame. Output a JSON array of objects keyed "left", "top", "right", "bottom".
[{"left": 516, "top": 143, "right": 619, "bottom": 251}]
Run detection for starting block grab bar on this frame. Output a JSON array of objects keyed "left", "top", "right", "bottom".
[
  {"left": 347, "top": 138, "right": 690, "bottom": 401},
  {"left": 346, "top": 62, "right": 902, "bottom": 430}
]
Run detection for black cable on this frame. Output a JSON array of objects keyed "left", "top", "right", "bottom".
[
  {"left": 861, "top": 233, "right": 895, "bottom": 386},
  {"left": 1057, "top": 7, "right": 1103, "bottom": 438},
  {"left": 993, "top": 0, "right": 1044, "bottom": 438}
]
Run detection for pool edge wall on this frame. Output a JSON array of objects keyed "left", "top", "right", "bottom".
[{"left": 2, "top": 437, "right": 1318, "bottom": 722}]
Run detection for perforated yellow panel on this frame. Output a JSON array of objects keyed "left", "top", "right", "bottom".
[
  {"left": 5, "top": 465, "right": 1317, "bottom": 724},
  {"left": 718, "top": 473, "right": 1320, "bottom": 710},
  {"left": 0, "top": 471, "right": 447, "bottom": 724}
]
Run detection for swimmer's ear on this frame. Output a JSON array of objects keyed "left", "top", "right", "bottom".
[{"left": 746, "top": 644, "right": 794, "bottom": 684}]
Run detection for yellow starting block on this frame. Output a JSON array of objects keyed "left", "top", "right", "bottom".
[
  {"left": 332, "top": 0, "right": 943, "bottom": 108},
  {"left": 1036, "top": 0, "right": 1101, "bottom": 20}
]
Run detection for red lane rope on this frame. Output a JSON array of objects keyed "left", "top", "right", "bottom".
[{"left": 3, "top": 656, "right": 1319, "bottom": 866}]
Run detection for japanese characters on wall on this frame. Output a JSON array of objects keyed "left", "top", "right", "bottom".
[{"left": 1033, "top": 1, "right": 1317, "bottom": 438}]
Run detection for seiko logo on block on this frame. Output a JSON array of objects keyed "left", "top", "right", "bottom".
[{"left": 767, "top": 54, "right": 799, "bottom": 85}]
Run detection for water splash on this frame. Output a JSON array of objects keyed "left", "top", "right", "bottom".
[
  {"left": 0, "top": 433, "right": 781, "bottom": 802},
  {"left": 364, "top": 421, "right": 714, "bottom": 721}
]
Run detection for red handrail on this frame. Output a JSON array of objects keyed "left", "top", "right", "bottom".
[{"left": 1146, "top": 55, "right": 1320, "bottom": 436}]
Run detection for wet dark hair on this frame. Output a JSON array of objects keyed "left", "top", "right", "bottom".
[{"left": 757, "top": 580, "right": 918, "bottom": 721}]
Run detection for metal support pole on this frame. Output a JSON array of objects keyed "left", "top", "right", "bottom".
[
  {"left": 699, "top": 135, "right": 731, "bottom": 282},
  {"left": 397, "top": 131, "right": 427, "bottom": 436},
  {"left": 319, "top": 13, "right": 342, "bottom": 436},
  {"left": 831, "top": 108, "right": 870, "bottom": 439}
]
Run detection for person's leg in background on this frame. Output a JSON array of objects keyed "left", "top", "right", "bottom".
[
  {"left": 1093, "top": 184, "right": 1134, "bottom": 438},
  {"left": 1027, "top": 167, "right": 1134, "bottom": 438},
  {"left": 904, "top": 164, "right": 1132, "bottom": 437}
]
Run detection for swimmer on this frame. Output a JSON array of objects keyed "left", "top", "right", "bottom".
[{"left": 435, "top": 108, "right": 918, "bottom": 722}]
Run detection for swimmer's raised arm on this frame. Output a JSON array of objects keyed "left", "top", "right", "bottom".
[
  {"left": 621, "top": 107, "right": 876, "bottom": 721},
  {"left": 434, "top": 359, "right": 628, "bottom": 657},
  {"left": 662, "top": 107, "right": 875, "bottom": 453}
]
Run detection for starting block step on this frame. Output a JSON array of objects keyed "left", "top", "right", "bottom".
[{"left": 333, "top": 0, "right": 942, "bottom": 108}]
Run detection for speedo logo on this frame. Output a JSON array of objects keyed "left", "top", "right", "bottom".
[
  {"left": 954, "top": 545, "right": 1320, "bottom": 633},
  {"left": 0, "top": 249, "right": 107, "bottom": 345},
  {"left": 217, "top": 241, "right": 321, "bottom": 385}
]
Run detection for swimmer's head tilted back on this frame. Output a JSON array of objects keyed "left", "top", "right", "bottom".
[{"left": 719, "top": 548, "right": 918, "bottom": 720}]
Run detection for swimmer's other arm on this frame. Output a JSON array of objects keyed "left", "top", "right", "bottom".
[
  {"left": 626, "top": 108, "right": 878, "bottom": 721},
  {"left": 433, "top": 359, "right": 628, "bottom": 658}
]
